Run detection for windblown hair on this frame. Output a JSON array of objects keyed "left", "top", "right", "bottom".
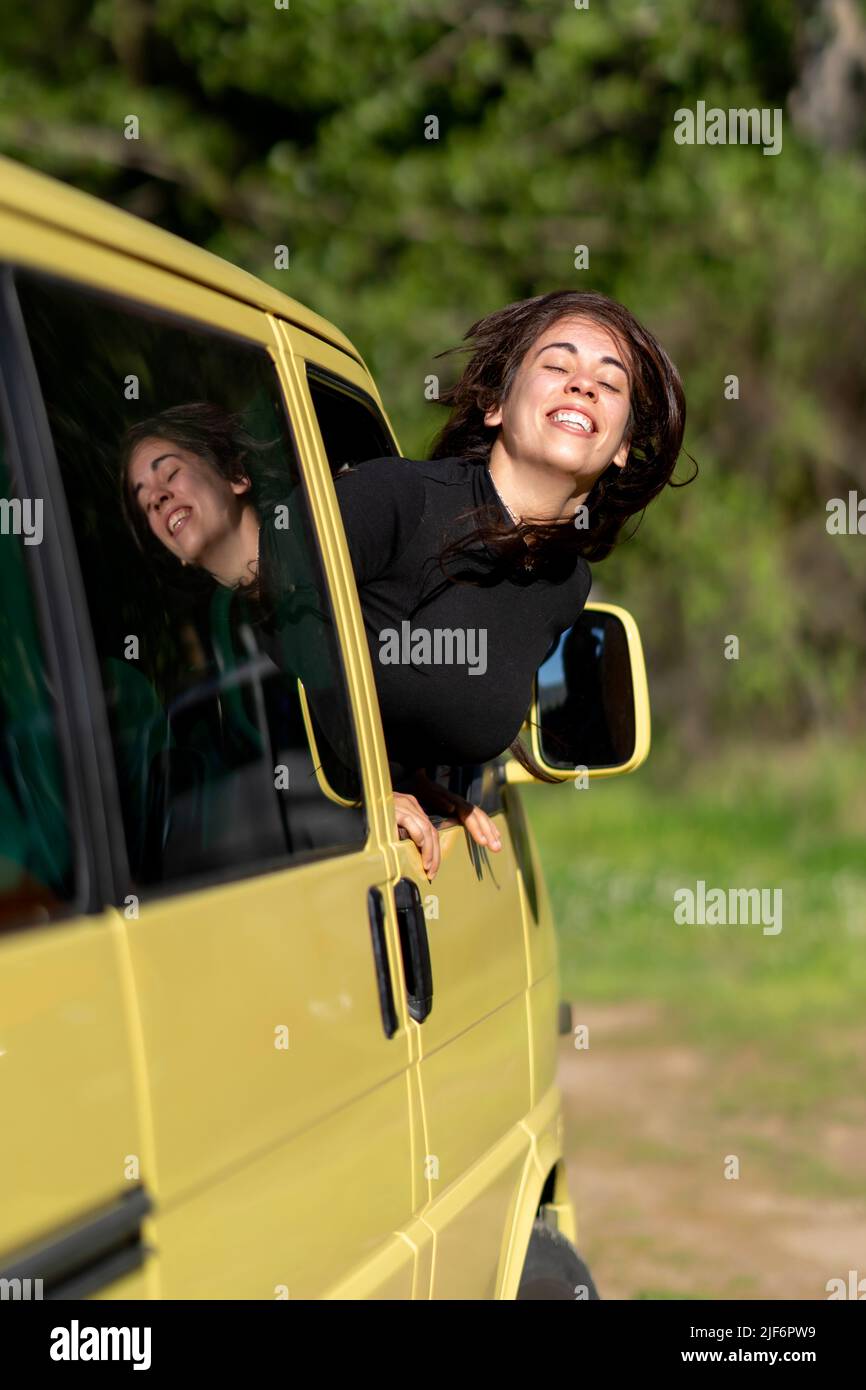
[
  {"left": 429, "top": 288, "right": 694, "bottom": 571},
  {"left": 427, "top": 289, "right": 695, "bottom": 781}
]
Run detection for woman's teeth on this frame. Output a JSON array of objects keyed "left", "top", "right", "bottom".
[
  {"left": 550, "top": 410, "right": 594, "bottom": 432},
  {"left": 169, "top": 508, "right": 191, "bottom": 533}
]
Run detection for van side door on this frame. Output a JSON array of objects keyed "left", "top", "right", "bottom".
[
  {"left": 12, "top": 259, "right": 421, "bottom": 1299},
  {"left": 0, "top": 277, "right": 150, "bottom": 1299},
  {"left": 279, "top": 322, "right": 535, "bottom": 1299}
]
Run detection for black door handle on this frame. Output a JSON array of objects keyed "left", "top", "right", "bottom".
[
  {"left": 0, "top": 1186, "right": 152, "bottom": 1299},
  {"left": 394, "top": 877, "right": 433, "bottom": 1023},
  {"left": 368, "top": 886, "right": 398, "bottom": 1039}
]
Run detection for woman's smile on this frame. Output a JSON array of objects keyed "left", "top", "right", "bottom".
[
  {"left": 546, "top": 406, "right": 597, "bottom": 437},
  {"left": 165, "top": 504, "right": 193, "bottom": 538}
]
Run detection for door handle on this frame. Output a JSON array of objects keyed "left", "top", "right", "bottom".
[
  {"left": 394, "top": 877, "right": 433, "bottom": 1023},
  {"left": 0, "top": 1186, "right": 152, "bottom": 1299},
  {"left": 367, "top": 887, "right": 398, "bottom": 1039}
]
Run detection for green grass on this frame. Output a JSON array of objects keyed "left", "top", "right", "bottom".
[{"left": 522, "top": 734, "right": 866, "bottom": 1129}]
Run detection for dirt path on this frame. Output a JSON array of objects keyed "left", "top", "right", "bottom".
[{"left": 556, "top": 1002, "right": 866, "bottom": 1300}]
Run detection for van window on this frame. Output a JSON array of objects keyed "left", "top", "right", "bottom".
[
  {"left": 0, "top": 429, "right": 74, "bottom": 929},
  {"left": 306, "top": 363, "right": 505, "bottom": 818},
  {"left": 15, "top": 271, "right": 366, "bottom": 897},
  {"left": 306, "top": 367, "right": 397, "bottom": 473}
]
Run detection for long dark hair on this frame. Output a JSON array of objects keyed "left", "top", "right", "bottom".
[
  {"left": 429, "top": 289, "right": 694, "bottom": 569},
  {"left": 428, "top": 289, "right": 695, "bottom": 780}
]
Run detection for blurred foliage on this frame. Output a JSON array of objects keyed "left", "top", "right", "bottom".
[{"left": 0, "top": 0, "right": 864, "bottom": 752}]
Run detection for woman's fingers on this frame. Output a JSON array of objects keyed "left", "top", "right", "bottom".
[
  {"left": 393, "top": 793, "right": 441, "bottom": 880},
  {"left": 459, "top": 805, "right": 503, "bottom": 851},
  {"left": 434, "top": 789, "right": 502, "bottom": 852},
  {"left": 394, "top": 778, "right": 502, "bottom": 868}
]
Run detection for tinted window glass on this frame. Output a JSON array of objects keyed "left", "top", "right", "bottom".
[
  {"left": 0, "top": 427, "right": 74, "bottom": 928},
  {"left": 306, "top": 368, "right": 397, "bottom": 473},
  {"left": 17, "top": 271, "right": 366, "bottom": 895}
]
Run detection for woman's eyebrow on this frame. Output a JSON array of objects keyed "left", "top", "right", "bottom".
[
  {"left": 131, "top": 452, "right": 181, "bottom": 498},
  {"left": 533, "top": 341, "right": 629, "bottom": 376}
]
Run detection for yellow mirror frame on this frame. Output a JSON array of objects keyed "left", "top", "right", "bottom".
[{"left": 503, "top": 601, "right": 651, "bottom": 784}]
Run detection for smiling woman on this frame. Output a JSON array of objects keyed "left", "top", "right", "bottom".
[
  {"left": 121, "top": 405, "right": 265, "bottom": 586},
  {"left": 330, "top": 288, "right": 693, "bottom": 795},
  {"left": 485, "top": 316, "right": 633, "bottom": 516},
  {"left": 116, "top": 289, "right": 693, "bottom": 876}
]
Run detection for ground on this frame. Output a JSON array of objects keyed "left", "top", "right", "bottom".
[{"left": 557, "top": 1000, "right": 866, "bottom": 1300}]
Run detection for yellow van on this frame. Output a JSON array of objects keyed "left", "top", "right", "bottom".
[{"left": 0, "top": 155, "right": 650, "bottom": 1300}]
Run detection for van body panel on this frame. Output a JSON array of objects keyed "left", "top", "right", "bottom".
[
  {"left": 0, "top": 156, "right": 362, "bottom": 364},
  {"left": 392, "top": 820, "right": 535, "bottom": 1293},
  {"left": 0, "top": 206, "right": 283, "bottom": 356},
  {"left": 151, "top": 1061, "right": 416, "bottom": 1299},
  {"left": 277, "top": 319, "right": 572, "bottom": 1299},
  {"left": 423, "top": 1118, "right": 530, "bottom": 1300},
  {"left": 528, "top": 968, "right": 563, "bottom": 1113},
  {"left": 0, "top": 919, "right": 143, "bottom": 1257},
  {"left": 0, "top": 156, "right": 581, "bottom": 1298}
]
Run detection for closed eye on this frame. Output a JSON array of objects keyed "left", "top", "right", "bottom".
[{"left": 545, "top": 363, "right": 620, "bottom": 391}]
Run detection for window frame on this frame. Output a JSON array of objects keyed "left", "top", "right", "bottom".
[
  {"left": 0, "top": 267, "right": 109, "bottom": 926},
  {"left": 302, "top": 357, "right": 509, "bottom": 820},
  {"left": 8, "top": 264, "right": 378, "bottom": 908},
  {"left": 305, "top": 362, "right": 400, "bottom": 462}
]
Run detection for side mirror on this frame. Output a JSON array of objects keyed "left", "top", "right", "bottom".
[{"left": 504, "top": 602, "right": 651, "bottom": 783}]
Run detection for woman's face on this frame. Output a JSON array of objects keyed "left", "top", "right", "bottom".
[
  {"left": 127, "top": 438, "right": 251, "bottom": 567},
  {"left": 484, "top": 315, "right": 633, "bottom": 486}
]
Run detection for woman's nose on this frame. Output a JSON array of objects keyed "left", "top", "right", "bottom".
[{"left": 568, "top": 377, "right": 596, "bottom": 400}]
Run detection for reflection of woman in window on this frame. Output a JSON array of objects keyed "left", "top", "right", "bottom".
[
  {"left": 121, "top": 289, "right": 691, "bottom": 880},
  {"left": 119, "top": 403, "right": 455, "bottom": 878}
]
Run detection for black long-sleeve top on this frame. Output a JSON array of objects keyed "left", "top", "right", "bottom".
[{"left": 332, "top": 454, "right": 592, "bottom": 774}]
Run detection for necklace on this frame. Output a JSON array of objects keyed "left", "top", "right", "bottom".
[
  {"left": 487, "top": 467, "right": 535, "bottom": 570},
  {"left": 487, "top": 467, "right": 520, "bottom": 526}
]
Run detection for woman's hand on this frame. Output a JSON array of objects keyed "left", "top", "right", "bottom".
[
  {"left": 444, "top": 796, "right": 503, "bottom": 852},
  {"left": 393, "top": 793, "right": 442, "bottom": 881},
  {"left": 409, "top": 771, "right": 503, "bottom": 854}
]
